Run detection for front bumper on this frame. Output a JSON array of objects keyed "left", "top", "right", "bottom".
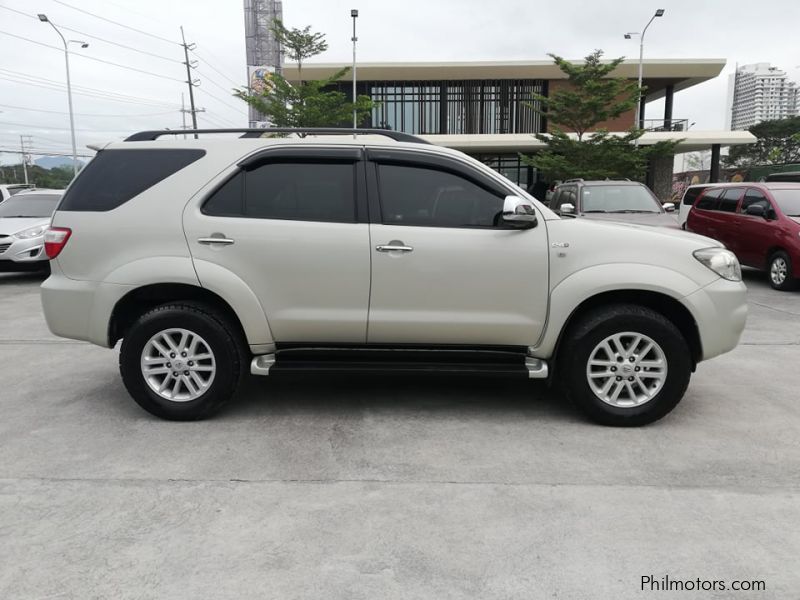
[
  {"left": 0, "top": 235, "right": 48, "bottom": 271},
  {"left": 684, "top": 277, "right": 748, "bottom": 361}
]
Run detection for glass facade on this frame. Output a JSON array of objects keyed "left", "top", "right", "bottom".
[
  {"left": 337, "top": 79, "right": 545, "bottom": 135},
  {"left": 473, "top": 154, "right": 537, "bottom": 191}
]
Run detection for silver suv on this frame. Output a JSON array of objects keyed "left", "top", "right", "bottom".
[{"left": 41, "top": 128, "right": 747, "bottom": 425}]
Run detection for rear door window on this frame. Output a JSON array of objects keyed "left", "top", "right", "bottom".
[
  {"left": 682, "top": 187, "right": 706, "bottom": 206},
  {"left": 695, "top": 188, "right": 722, "bottom": 211},
  {"left": 718, "top": 188, "right": 743, "bottom": 213},
  {"left": 59, "top": 149, "right": 205, "bottom": 211}
]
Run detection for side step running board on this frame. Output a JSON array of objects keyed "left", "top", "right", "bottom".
[{"left": 250, "top": 351, "right": 548, "bottom": 379}]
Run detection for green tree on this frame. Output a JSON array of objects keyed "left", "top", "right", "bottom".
[
  {"left": 522, "top": 50, "right": 677, "bottom": 181},
  {"left": 236, "top": 20, "right": 374, "bottom": 129},
  {"left": 236, "top": 68, "right": 373, "bottom": 128},
  {"left": 725, "top": 117, "right": 800, "bottom": 167},
  {"left": 270, "top": 19, "right": 328, "bottom": 85},
  {"left": 0, "top": 164, "right": 75, "bottom": 188}
]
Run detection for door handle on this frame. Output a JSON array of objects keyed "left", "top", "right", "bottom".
[
  {"left": 376, "top": 244, "right": 413, "bottom": 253},
  {"left": 198, "top": 237, "right": 235, "bottom": 245}
]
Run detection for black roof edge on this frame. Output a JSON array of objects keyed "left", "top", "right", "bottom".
[{"left": 124, "top": 128, "right": 431, "bottom": 145}]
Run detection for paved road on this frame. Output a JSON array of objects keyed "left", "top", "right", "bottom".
[{"left": 1, "top": 269, "right": 798, "bottom": 599}]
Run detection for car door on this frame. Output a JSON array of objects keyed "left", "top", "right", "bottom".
[
  {"left": 737, "top": 187, "right": 776, "bottom": 268},
  {"left": 687, "top": 187, "right": 722, "bottom": 236},
  {"left": 365, "top": 149, "right": 549, "bottom": 346},
  {"left": 715, "top": 187, "right": 744, "bottom": 253},
  {"left": 183, "top": 146, "right": 371, "bottom": 343}
]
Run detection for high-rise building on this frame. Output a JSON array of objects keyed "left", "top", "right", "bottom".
[
  {"left": 728, "top": 63, "right": 799, "bottom": 131},
  {"left": 243, "top": 0, "right": 283, "bottom": 127}
]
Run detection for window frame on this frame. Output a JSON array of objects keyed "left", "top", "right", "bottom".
[
  {"left": 739, "top": 187, "right": 773, "bottom": 216},
  {"left": 695, "top": 187, "right": 724, "bottom": 211},
  {"left": 365, "top": 148, "right": 517, "bottom": 229},
  {"left": 718, "top": 187, "right": 744, "bottom": 214},
  {"left": 201, "top": 146, "right": 367, "bottom": 224}
]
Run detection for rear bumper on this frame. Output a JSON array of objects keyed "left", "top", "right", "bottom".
[
  {"left": 683, "top": 277, "right": 748, "bottom": 361},
  {"left": 41, "top": 266, "right": 133, "bottom": 348}
]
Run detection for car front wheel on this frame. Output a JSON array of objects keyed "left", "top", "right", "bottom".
[
  {"left": 559, "top": 304, "right": 692, "bottom": 426},
  {"left": 768, "top": 251, "right": 796, "bottom": 291},
  {"left": 119, "top": 303, "right": 245, "bottom": 420}
]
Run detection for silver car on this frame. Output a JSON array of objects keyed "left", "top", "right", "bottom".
[{"left": 0, "top": 189, "right": 63, "bottom": 272}]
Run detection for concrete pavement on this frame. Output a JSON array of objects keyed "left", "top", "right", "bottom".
[{"left": 0, "top": 269, "right": 798, "bottom": 598}]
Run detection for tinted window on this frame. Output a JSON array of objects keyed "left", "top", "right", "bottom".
[
  {"left": 740, "top": 189, "right": 771, "bottom": 213},
  {"left": 718, "top": 188, "right": 743, "bottom": 213},
  {"left": 0, "top": 194, "right": 61, "bottom": 218},
  {"left": 59, "top": 149, "right": 205, "bottom": 211},
  {"left": 696, "top": 188, "right": 722, "bottom": 210},
  {"left": 377, "top": 164, "right": 505, "bottom": 227},
  {"left": 245, "top": 162, "right": 356, "bottom": 223},
  {"left": 202, "top": 172, "right": 244, "bottom": 217},
  {"left": 682, "top": 187, "right": 706, "bottom": 206}
]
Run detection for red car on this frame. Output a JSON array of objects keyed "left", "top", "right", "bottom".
[{"left": 686, "top": 183, "right": 800, "bottom": 290}]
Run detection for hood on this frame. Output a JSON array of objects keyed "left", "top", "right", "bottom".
[
  {"left": 0, "top": 217, "right": 50, "bottom": 236},
  {"left": 553, "top": 215, "right": 721, "bottom": 249},
  {"left": 579, "top": 212, "right": 681, "bottom": 229},
  {"left": 789, "top": 216, "right": 800, "bottom": 226}
]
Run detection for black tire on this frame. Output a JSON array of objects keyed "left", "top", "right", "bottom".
[
  {"left": 767, "top": 251, "right": 797, "bottom": 291},
  {"left": 559, "top": 304, "right": 692, "bottom": 427},
  {"left": 119, "top": 302, "right": 246, "bottom": 420}
]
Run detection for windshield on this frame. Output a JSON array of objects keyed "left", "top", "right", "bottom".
[
  {"left": 770, "top": 189, "right": 800, "bottom": 216},
  {"left": 580, "top": 185, "right": 661, "bottom": 213},
  {"left": 0, "top": 194, "right": 61, "bottom": 218}
]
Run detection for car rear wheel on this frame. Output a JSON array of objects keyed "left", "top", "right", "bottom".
[
  {"left": 119, "top": 303, "right": 245, "bottom": 420},
  {"left": 559, "top": 304, "right": 692, "bottom": 426},
  {"left": 768, "top": 251, "right": 796, "bottom": 291}
]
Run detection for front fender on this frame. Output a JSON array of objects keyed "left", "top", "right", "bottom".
[{"left": 531, "top": 263, "right": 704, "bottom": 357}]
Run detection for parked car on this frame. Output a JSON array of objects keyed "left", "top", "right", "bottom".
[
  {"left": 41, "top": 128, "right": 747, "bottom": 425},
  {"left": 677, "top": 183, "right": 743, "bottom": 230},
  {"left": 764, "top": 171, "right": 800, "bottom": 183},
  {"left": 550, "top": 179, "right": 680, "bottom": 228},
  {"left": 686, "top": 182, "right": 800, "bottom": 290},
  {"left": 0, "top": 183, "right": 34, "bottom": 203},
  {"left": 0, "top": 189, "right": 63, "bottom": 272}
]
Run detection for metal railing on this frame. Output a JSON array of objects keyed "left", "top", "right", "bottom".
[{"left": 641, "top": 118, "right": 690, "bottom": 132}]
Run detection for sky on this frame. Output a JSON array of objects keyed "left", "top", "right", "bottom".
[{"left": 1, "top": 0, "right": 799, "bottom": 165}]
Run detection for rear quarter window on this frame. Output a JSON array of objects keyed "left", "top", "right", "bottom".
[
  {"left": 59, "top": 148, "right": 205, "bottom": 211},
  {"left": 695, "top": 188, "right": 722, "bottom": 210},
  {"left": 682, "top": 187, "right": 705, "bottom": 206}
]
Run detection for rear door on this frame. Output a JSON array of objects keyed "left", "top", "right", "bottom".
[
  {"left": 687, "top": 187, "right": 722, "bottom": 237},
  {"left": 183, "top": 146, "right": 372, "bottom": 343},
  {"left": 365, "top": 149, "right": 549, "bottom": 346}
]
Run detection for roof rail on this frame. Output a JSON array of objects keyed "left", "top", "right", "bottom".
[{"left": 124, "top": 128, "right": 432, "bottom": 145}]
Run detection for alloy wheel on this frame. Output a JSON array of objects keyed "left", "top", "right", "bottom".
[{"left": 140, "top": 328, "right": 216, "bottom": 402}]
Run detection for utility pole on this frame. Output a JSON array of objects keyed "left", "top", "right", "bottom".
[
  {"left": 20, "top": 135, "right": 32, "bottom": 185},
  {"left": 180, "top": 26, "right": 199, "bottom": 138},
  {"left": 179, "top": 92, "right": 205, "bottom": 139}
]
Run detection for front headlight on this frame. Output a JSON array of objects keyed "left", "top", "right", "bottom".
[
  {"left": 13, "top": 224, "right": 48, "bottom": 239},
  {"left": 693, "top": 247, "right": 742, "bottom": 282}
]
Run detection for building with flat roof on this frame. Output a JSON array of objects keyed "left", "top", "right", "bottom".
[
  {"left": 284, "top": 58, "right": 755, "bottom": 198},
  {"left": 728, "top": 63, "right": 799, "bottom": 131}
]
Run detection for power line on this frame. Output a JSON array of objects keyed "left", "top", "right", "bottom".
[
  {"left": 0, "top": 103, "right": 176, "bottom": 118},
  {"left": 0, "top": 147, "right": 95, "bottom": 158},
  {"left": 52, "top": 0, "right": 180, "bottom": 46},
  {"left": 196, "top": 69, "right": 239, "bottom": 97},
  {"left": 0, "top": 119, "right": 136, "bottom": 133},
  {"left": 191, "top": 49, "right": 243, "bottom": 88},
  {"left": 196, "top": 84, "right": 247, "bottom": 114},
  {"left": 0, "top": 5, "right": 182, "bottom": 64},
  {"left": 0, "top": 68, "right": 181, "bottom": 108},
  {"left": 0, "top": 29, "right": 184, "bottom": 83}
]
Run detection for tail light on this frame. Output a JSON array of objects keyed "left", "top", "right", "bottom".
[{"left": 44, "top": 227, "right": 72, "bottom": 259}]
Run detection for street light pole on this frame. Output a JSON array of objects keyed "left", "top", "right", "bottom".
[
  {"left": 627, "top": 9, "right": 664, "bottom": 144},
  {"left": 351, "top": 9, "right": 359, "bottom": 135},
  {"left": 39, "top": 14, "right": 86, "bottom": 176}
]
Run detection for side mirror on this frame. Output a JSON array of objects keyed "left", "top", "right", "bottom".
[
  {"left": 502, "top": 195, "right": 538, "bottom": 228},
  {"left": 559, "top": 202, "right": 576, "bottom": 217},
  {"left": 663, "top": 202, "right": 676, "bottom": 213},
  {"left": 745, "top": 204, "right": 765, "bottom": 217}
]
